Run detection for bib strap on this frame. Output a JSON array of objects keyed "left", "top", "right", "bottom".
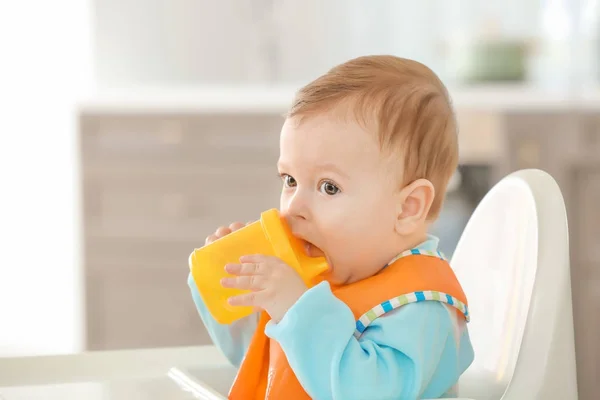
[
  {"left": 355, "top": 247, "right": 469, "bottom": 338},
  {"left": 354, "top": 289, "right": 470, "bottom": 338}
]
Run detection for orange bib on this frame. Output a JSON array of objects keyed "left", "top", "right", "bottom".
[{"left": 229, "top": 252, "right": 468, "bottom": 400}]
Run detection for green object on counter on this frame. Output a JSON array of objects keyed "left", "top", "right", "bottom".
[{"left": 457, "top": 40, "right": 528, "bottom": 83}]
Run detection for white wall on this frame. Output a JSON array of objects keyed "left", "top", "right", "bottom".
[
  {"left": 0, "top": 1, "right": 92, "bottom": 356},
  {"left": 94, "top": 0, "right": 269, "bottom": 85},
  {"left": 93, "top": 0, "right": 542, "bottom": 88}
]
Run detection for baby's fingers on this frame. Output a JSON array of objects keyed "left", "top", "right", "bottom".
[
  {"left": 215, "top": 226, "right": 232, "bottom": 237},
  {"left": 205, "top": 226, "right": 231, "bottom": 245},
  {"left": 229, "top": 222, "right": 245, "bottom": 231},
  {"left": 225, "top": 262, "right": 263, "bottom": 276},
  {"left": 204, "top": 234, "right": 218, "bottom": 245},
  {"left": 221, "top": 275, "right": 264, "bottom": 291},
  {"left": 227, "top": 291, "right": 264, "bottom": 307}
]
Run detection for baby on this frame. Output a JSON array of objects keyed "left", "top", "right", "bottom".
[{"left": 188, "top": 55, "right": 474, "bottom": 399}]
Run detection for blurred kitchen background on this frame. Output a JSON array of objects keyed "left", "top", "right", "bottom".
[{"left": 1, "top": 0, "right": 599, "bottom": 397}]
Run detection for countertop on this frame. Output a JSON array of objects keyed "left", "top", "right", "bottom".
[
  {"left": 77, "top": 84, "right": 600, "bottom": 114},
  {"left": 0, "top": 345, "right": 235, "bottom": 399}
]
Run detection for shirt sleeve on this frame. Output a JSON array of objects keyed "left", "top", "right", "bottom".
[
  {"left": 187, "top": 272, "right": 259, "bottom": 368},
  {"left": 265, "top": 281, "right": 472, "bottom": 400}
]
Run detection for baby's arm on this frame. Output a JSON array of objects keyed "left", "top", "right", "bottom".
[
  {"left": 265, "top": 281, "right": 474, "bottom": 400},
  {"left": 188, "top": 272, "right": 258, "bottom": 367}
]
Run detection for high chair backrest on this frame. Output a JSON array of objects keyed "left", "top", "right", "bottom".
[{"left": 450, "top": 169, "right": 577, "bottom": 399}]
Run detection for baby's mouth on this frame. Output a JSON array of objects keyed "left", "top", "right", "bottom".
[{"left": 302, "top": 240, "right": 325, "bottom": 258}]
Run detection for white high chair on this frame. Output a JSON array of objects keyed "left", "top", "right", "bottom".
[{"left": 449, "top": 169, "right": 578, "bottom": 400}]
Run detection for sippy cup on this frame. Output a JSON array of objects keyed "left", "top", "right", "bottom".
[{"left": 189, "top": 209, "right": 329, "bottom": 324}]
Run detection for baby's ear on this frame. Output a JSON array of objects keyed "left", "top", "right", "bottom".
[{"left": 395, "top": 179, "right": 435, "bottom": 235}]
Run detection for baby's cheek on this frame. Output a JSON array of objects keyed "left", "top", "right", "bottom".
[
  {"left": 324, "top": 238, "right": 352, "bottom": 265},
  {"left": 331, "top": 238, "right": 365, "bottom": 269}
]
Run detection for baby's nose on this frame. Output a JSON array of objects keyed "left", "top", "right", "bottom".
[
  {"left": 281, "top": 208, "right": 306, "bottom": 226},
  {"left": 281, "top": 192, "right": 309, "bottom": 221}
]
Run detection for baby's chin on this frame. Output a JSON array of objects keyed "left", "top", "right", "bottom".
[{"left": 322, "top": 273, "right": 347, "bottom": 286}]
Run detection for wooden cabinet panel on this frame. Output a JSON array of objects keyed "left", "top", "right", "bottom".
[
  {"left": 572, "top": 166, "right": 600, "bottom": 266},
  {"left": 81, "top": 112, "right": 282, "bottom": 351},
  {"left": 80, "top": 114, "right": 282, "bottom": 170},
  {"left": 82, "top": 173, "right": 280, "bottom": 242},
  {"left": 578, "top": 113, "right": 600, "bottom": 157},
  {"left": 572, "top": 275, "right": 600, "bottom": 400},
  {"left": 84, "top": 238, "right": 199, "bottom": 272},
  {"left": 86, "top": 267, "right": 210, "bottom": 350},
  {"left": 568, "top": 164, "right": 600, "bottom": 399},
  {"left": 503, "top": 112, "right": 579, "bottom": 172},
  {"left": 83, "top": 171, "right": 280, "bottom": 221}
]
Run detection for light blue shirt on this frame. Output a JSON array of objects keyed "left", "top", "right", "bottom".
[{"left": 188, "top": 236, "right": 474, "bottom": 399}]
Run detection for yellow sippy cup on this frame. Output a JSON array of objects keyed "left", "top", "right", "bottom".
[{"left": 189, "top": 208, "right": 329, "bottom": 324}]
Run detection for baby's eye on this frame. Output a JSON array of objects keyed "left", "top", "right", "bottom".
[
  {"left": 319, "top": 181, "right": 340, "bottom": 195},
  {"left": 282, "top": 174, "right": 297, "bottom": 188}
]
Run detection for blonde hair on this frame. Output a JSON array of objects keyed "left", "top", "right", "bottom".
[{"left": 287, "top": 55, "right": 458, "bottom": 220}]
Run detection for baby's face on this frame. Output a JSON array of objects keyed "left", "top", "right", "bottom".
[{"left": 278, "top": 114, "right": 401, "bottom": 285}]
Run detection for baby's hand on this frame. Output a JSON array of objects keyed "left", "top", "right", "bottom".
[
  {"left": 221, "top": 255, "right": 307, "bottom": 323},
  {"left": 205, "top": 221, "right": 252, "bottom": 245}
]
